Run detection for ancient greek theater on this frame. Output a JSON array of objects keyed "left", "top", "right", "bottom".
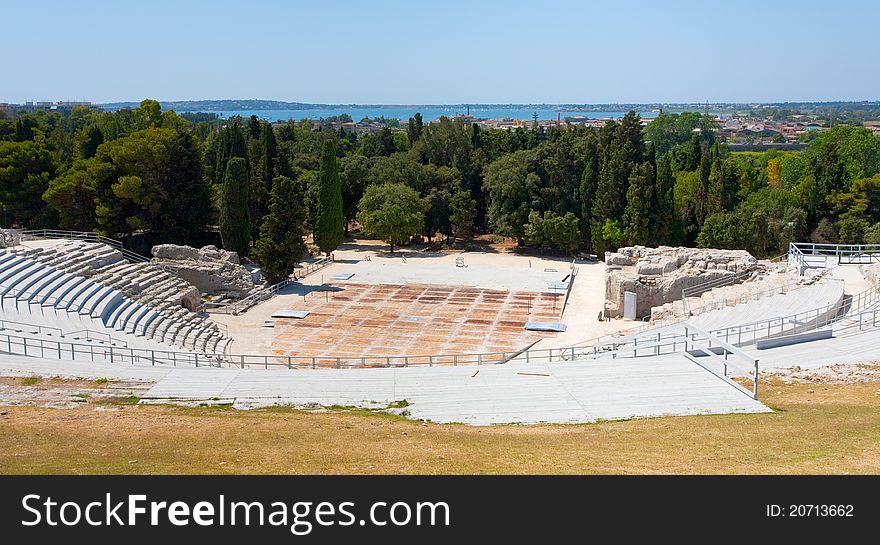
[{"left": 1, "top": 229, "right": 879, "bottom": 425}]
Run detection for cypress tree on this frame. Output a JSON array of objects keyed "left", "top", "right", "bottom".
[
  {"left": 253, "top": 176, "right": 307, "bottom": 284},
  {"left": 622, "top": 161, "right": 655, "bottom": 246},
  {"left": 215, "top": 119, "right": 247, "bottom": 185},
  {"left": 707, "top": 157, "right": 740, "bottom": 216},
  {"left": 579, "top": 135, "right": 599, "bottom": 247},
  {"left": 219, "top": 157, "right": 251, "bottom": 256},
  {"left": 653, "top": 152, "right": 675, "bottom": 245},
  {"left": 696, "top": 151, "right": 711, "bottom": 226},
  {"left": 261, "top": 121, "right": 277, "bottom": 186},
  {"left": 590, "top": 142, "right": 630, "bottom": 254},
  {"left": 407, "top": 113, "right": 423, "bottom": 147},
  {"left": 314, "top": 140, "right": 344, "bottom": 255},
  {"left": 687, "top": 132, "right": 702, "bottom": 171},
  {"left": 617, "top": 110, "right": 645, "bottom": 165}
]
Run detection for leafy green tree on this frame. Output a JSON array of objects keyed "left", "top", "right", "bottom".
[
  {"left": 219, "top": 157, "right": 251, "bottom": 255},
  {"left": 804, "top": 125, "right": 880, "bottom": 182},
  {"left": 545, "top": 212, "right": 580, "bottom": 254},
  {"left": 645, "top": 111, "right": 707, "bottom": 155},
  {"left": 836, "top": 216, "right": 866, "bottom": 244},
  {"left": 314, "top": 140, "right": 344, "bottom": 254},
  {"left": 449, "top": 188, "right": 477, "bottom": 242},
  {"left": 864, "top": 222, "right": 880, "bottom": 244},
  {"left": 423, "top": 187, "right": 451, "bottom": 242},
  {"left": 357, "top": 183, "right": 427, "bottom": 252},
  {"left": 253, "top": 176, "right": 307, "bottom": 284},
  {"left": 526, "top": 210, "right": 581, "bottom": 253},
  {"left": 482, "top": 149, "right": 535, "bottom": 240},
  {"left": 601, "top": 219, "right": 624, "bottom": 249},
  {"left": 339, "top": 154, "right": 371, "bottom": 233}
]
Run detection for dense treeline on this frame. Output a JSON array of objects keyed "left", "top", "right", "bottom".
[{"left": 2, "top": 100, "right": 880, "bottom": 283}]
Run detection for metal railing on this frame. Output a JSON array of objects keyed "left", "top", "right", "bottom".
[
  {"left": 789, "top": 242, "right": 880, "bottom": 271},
  {"left": 20, "top": 229, "right": 124, "bottom": 250},
  {"left": 64, "top": 328, "right": 129, "bottom": 347},
  {"left": 0, "top": 318, "right": 63, "bottom": 337},
  {"left": 558, "top": 259, "right": 579, "bottom": 318},
  {"left": 0, "top": 326, "right": 585, "bottom": 370}
]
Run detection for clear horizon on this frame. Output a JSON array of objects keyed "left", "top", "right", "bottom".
[{"left": 2, "top": 0, "right": 878, "bottom": 104}]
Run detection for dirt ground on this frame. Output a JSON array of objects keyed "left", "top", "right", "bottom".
[
  {"left": 271, "top": 283, "right": 560, "bottom": 362},
  {"left": 1, "top": 371, "right": 879, "bottom": 475}
]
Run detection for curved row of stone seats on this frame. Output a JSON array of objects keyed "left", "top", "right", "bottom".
[
  {"left": 686, "top": 280, "right": 844, "bottom": 334},
  {"left": 0, "top": 245, "right": 228, "bottom": 354},
  {"left": 588, "top": 279, "right": 846, "bottom": 358}
]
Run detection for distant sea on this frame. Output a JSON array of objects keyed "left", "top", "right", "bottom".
[{"left": 173, "top": 106, "right": 658, "bottom": 123}]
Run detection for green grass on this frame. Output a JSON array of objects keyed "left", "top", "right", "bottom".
[{"left": 1, "top": 379, "right": 878, "bottom": 474}]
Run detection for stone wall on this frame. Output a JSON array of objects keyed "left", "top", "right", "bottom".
[{"left": 152, "top": 244, "right": 257, "bottom": 299}]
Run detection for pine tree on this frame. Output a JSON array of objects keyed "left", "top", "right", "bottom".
[
  {"left": 653, "top": 152, "right": 675, "bottom": 244},
  {"left": 253, "top": 176, "right": 307, "bottom": 284},
  {"left": 622, "top": 162, "right": 655, "bottom": 246},
  {"left": 314, "top": 140, "right": 344, "bottom": 255},
  {"left": 219, "top": 157, "right": 251, "bottom": 256}
]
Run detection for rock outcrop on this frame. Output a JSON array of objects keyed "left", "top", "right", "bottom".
[
  {"left": 151, "top": 244, "right": 257, "bottom": 299},
  {"left": 860, "top": 262, "right": 880, "bottom": 288},
  {"left": 604, "top": 246, "right": 759, "bottom": 319}
]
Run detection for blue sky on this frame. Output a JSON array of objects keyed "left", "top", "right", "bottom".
[{"left": 2, "top": 0, "right": 878, "bottom": 104}]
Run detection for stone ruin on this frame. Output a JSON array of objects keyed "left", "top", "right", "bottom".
[
  {"left": 151, "top": 244, "right": 261, "bottom": 301},
  {"left": 860, "top": 262, "right": 880, "bottom": 288},
  {"left": 0, "top": 229, "right": 21, "bottom": 248},
  {"left": 604, "top": 246, "right": 759, "bottom": 320}
]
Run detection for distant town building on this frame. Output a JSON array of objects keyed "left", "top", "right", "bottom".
[{"left": 0, "top": 101, "right": 96, "bottom": 116}]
